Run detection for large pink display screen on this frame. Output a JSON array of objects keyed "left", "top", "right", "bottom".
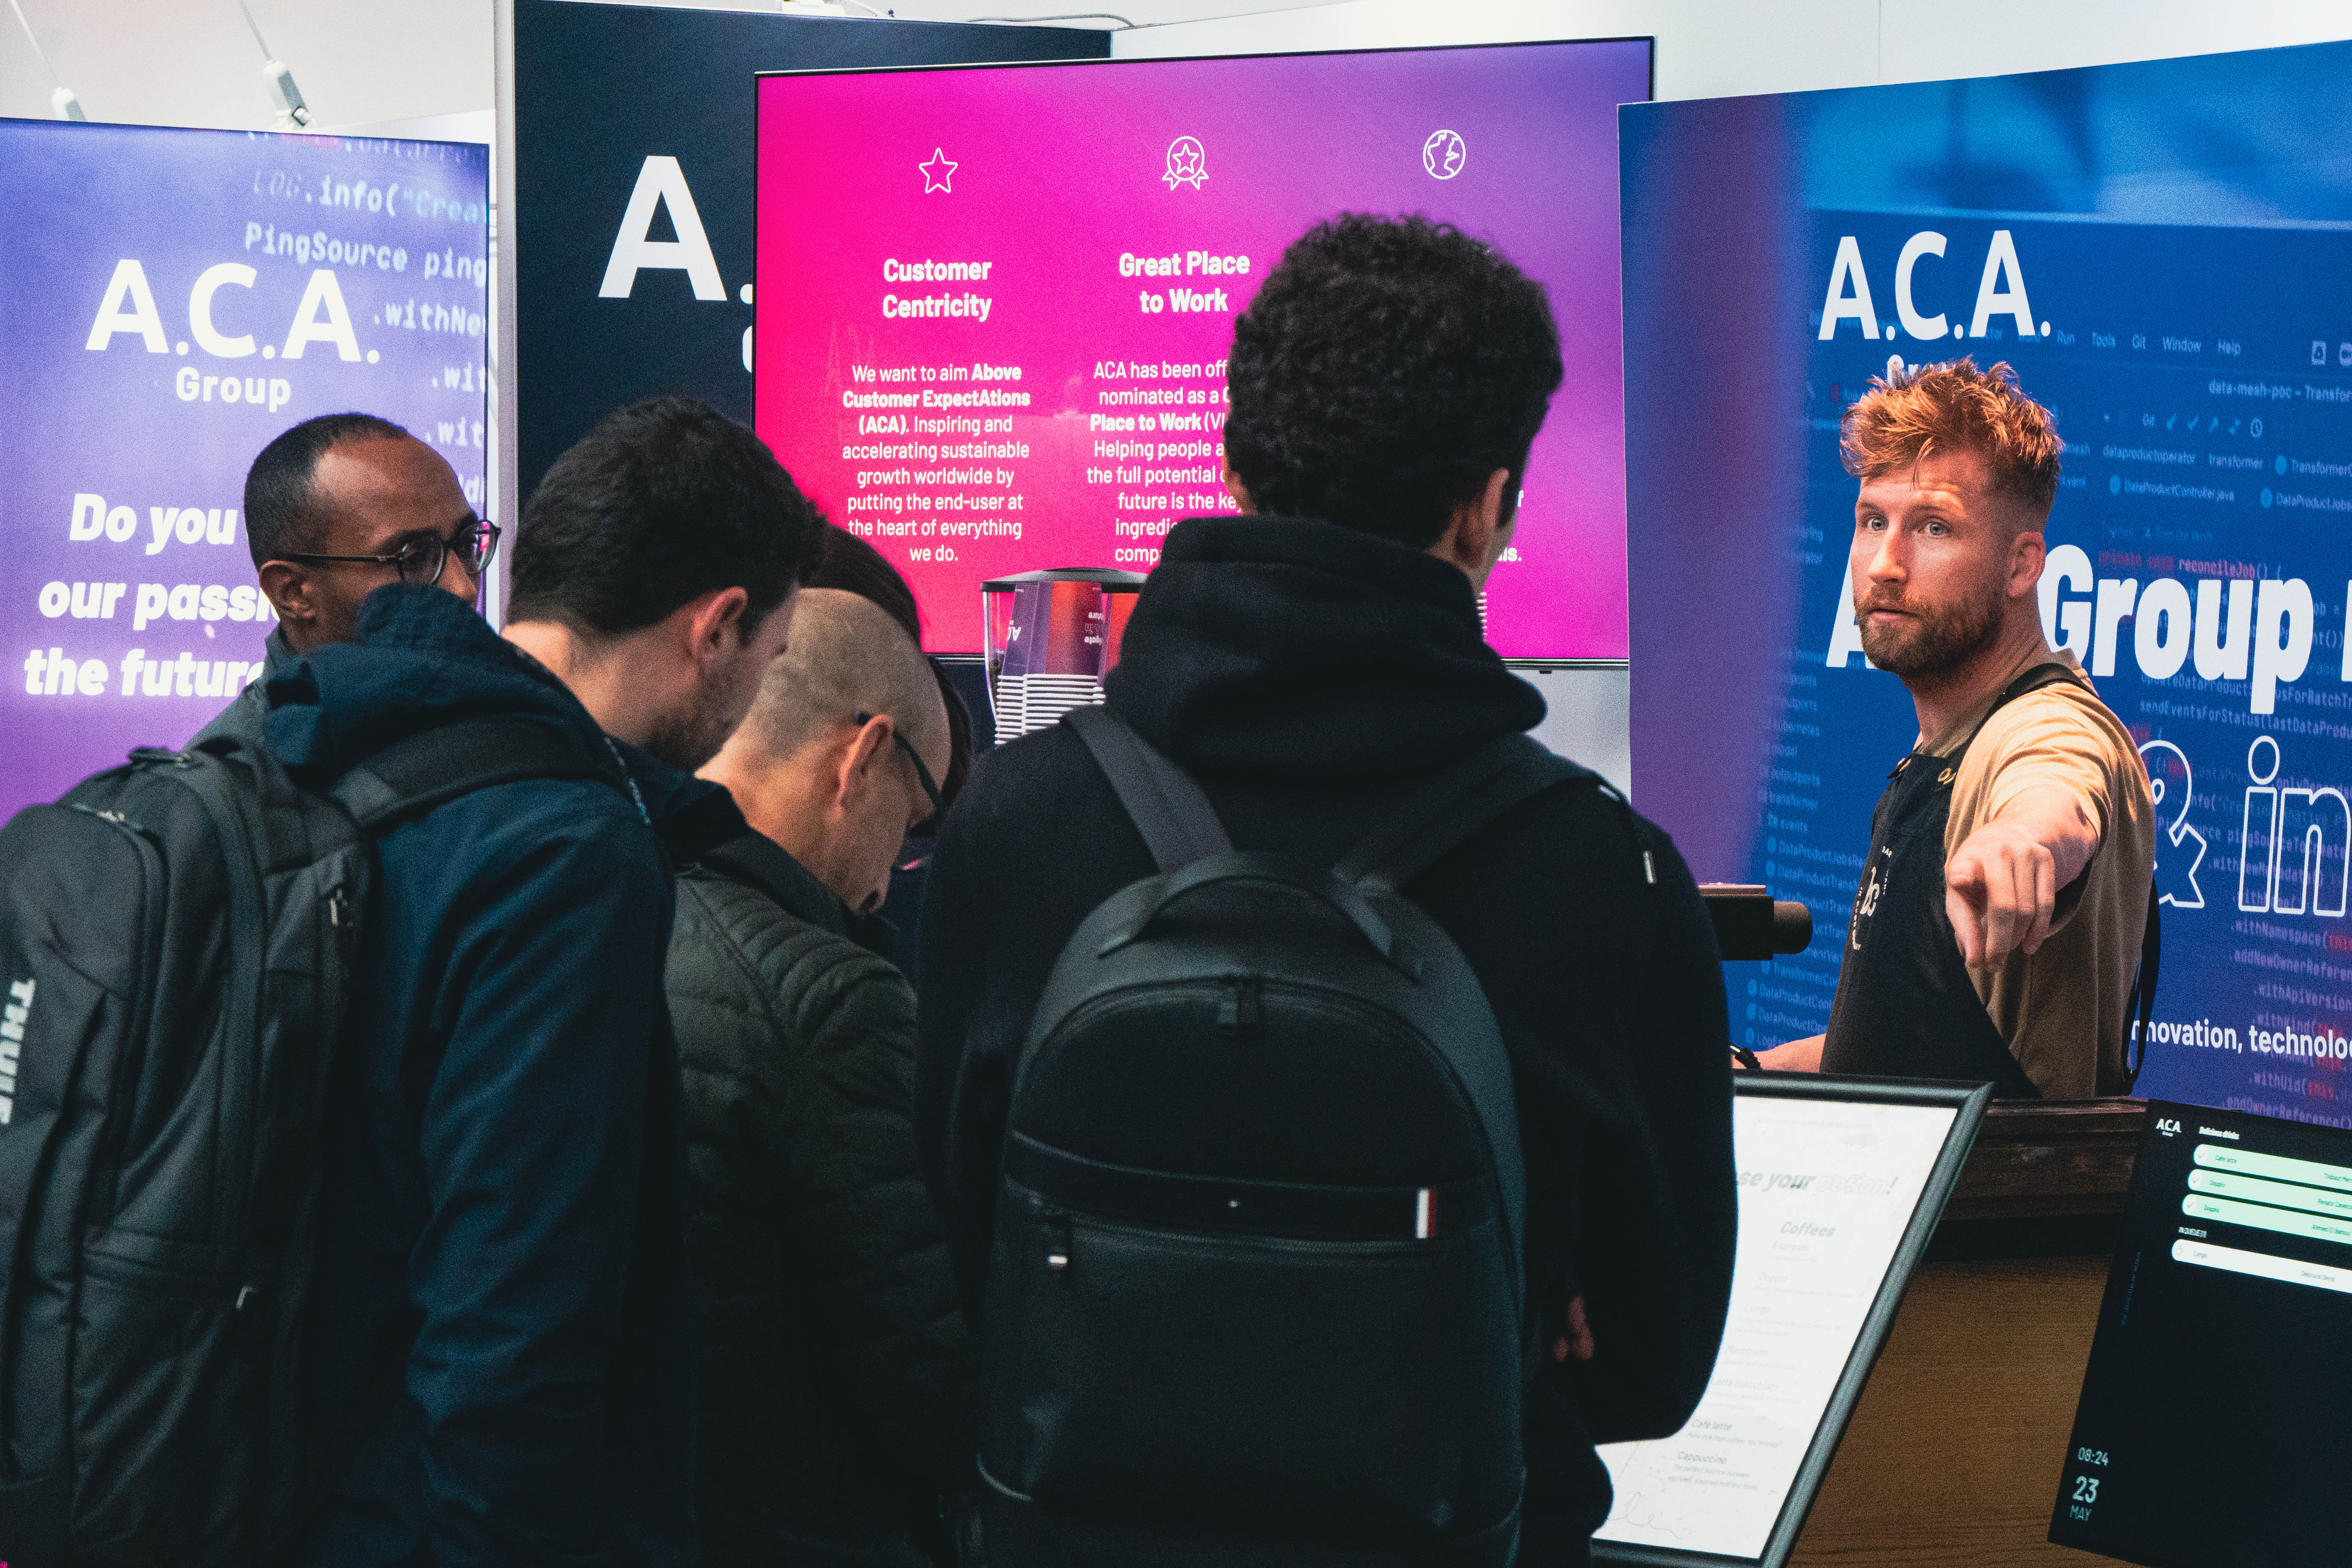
[{"left": 756, "top": 41, "right": 1649, "bottom": 657}]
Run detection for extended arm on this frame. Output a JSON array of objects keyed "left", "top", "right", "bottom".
[
  {"left": 1945, "top": 783, "right": 2099, "bottom": 969},
  {"left": 1754, "top": 1033, "right": 1824, "bottom": 1072}
]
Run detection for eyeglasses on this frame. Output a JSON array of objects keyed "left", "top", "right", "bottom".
[
  {"left": 278, "top": 515, "right": 502, "bottom": 587},
  {"left": 854, "top": 710, "right": 944, "bottom": 825}
]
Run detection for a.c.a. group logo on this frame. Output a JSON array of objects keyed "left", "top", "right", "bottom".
[{"left": 1815, "top": 228, "right": 2046, "bottom": 345}]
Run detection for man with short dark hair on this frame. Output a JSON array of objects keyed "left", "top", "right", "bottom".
[
  {"left": 270, "top": 395, "right": 826, "bottom": 1568},
  {"left": 503, "top": 396, "right": 818, "bottom": 773},
  {"left": 193, "top": 412, "right": 492, "bottom": 746},
  {"left": 668, "top": 588, "right": 972, "bottom": 1567},
  {"left": 915, "top": 214, "right": 1736, "bottom": 1564},
  {"left": 1761, "top": 360, "right": 2155, "bottom": 1096}
]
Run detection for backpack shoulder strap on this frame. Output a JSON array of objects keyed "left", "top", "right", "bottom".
[
  {"left": 1336, "top": 733, "right": 1594, "bottom": 894},
  {"left": 1953, "top": 660, "right": 2089, "bottom": 754},
  {"left": 1335, "top": 734, "right": 1596, "bottom": 1324},
  {"left": 2125, "top": 884, "right": 2161, "bottom": 1090},
  {"left": 328, "top": 715, "right": 622, "bottom": 832},
  {"left": 1064, "top": 705, "right": 1233, "bottom": 873}
]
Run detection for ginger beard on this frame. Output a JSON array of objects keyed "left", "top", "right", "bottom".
[{"left": 1855, "top": 566, "right": 2003, "bottom": 681}]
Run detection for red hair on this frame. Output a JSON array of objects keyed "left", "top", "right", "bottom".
[{"left": 1840, "top": 357, "right": 2061, "bottom": 519}]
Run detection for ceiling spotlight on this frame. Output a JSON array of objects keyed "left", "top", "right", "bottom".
[
  {"left": 237, "top": 1, "right": 312, "bottom": 128},
  {"left": 9, "top": 0, "right": 86, "bottom": 121}
]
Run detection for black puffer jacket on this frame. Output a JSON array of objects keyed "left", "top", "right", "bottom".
[{"left": 668, "top": 830, "right": 977, "bottom": 1567}]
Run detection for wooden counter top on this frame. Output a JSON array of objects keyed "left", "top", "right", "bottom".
[{"left": 1944, "top": 1096, "right": 2147, "bottom": 1221}]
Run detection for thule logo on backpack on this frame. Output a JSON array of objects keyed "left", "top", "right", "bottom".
[{"left": 0, "top": 977, "right": 33, "bottom": 1124}]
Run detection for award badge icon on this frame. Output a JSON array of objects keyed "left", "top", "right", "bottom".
[{"left": 1162, "top": 135, "right": 1208, "bottom": 190}]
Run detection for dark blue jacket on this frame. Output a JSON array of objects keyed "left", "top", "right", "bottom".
[{"left": 267, "top": 585, "right": 723, "bottom": 1568}]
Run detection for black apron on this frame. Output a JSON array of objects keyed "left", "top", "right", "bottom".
[{"left": 1820, "top": 664, "right": 2086, "bottom": 1098}]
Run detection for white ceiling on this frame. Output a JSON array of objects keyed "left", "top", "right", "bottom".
[
  {"left": 8, "top": 0, "right": 2352, "bottom": 133},
  {"left": 0, "top": 0, "right": 1326, "bottom": 131}
]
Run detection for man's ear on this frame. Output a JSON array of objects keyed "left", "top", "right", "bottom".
[
  {"left": 681, "top": 586, "right": 750, "bottom": 665},
  {"left": 1428, "top": 468, "right": 1514, "bottom": 581},
  {"left": 2009, "top": 528, "right": 2049, "bottom": 599},
  {"left": 257, "top": 561, "right": 319, "bottom": 628},
  {"left": 831, "top": 714, "right": 892, "bottom": 812},
  {"left": 1220, "top": 453, "right": 1255, "bottom": 515}
]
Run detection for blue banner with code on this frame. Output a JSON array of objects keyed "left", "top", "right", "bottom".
[{"left": 1623, "top": 41, "right": 2352, "bottom": 1122}]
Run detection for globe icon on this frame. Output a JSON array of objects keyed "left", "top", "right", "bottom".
[{"left": 1422, "top": 128, "right": 1465, "bottom": 180}]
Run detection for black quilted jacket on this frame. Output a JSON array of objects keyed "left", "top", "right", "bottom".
[{"left": 668, "top": 831, "right": 977, "bottom": 1567}]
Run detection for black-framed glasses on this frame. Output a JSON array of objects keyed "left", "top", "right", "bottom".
[
  {"left": 854, "top": 710, "right": 944, "bottom": 824},
  {"left": 278, "top": 515, "right": 502, "bottom": 587}
]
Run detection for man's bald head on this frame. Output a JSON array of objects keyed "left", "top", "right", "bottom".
[
  {"left": 707, "top": 587, "right": 950, "bottom": 916},
  {"left": 740, "top": 587, "right": 948, "bottom": 775}
]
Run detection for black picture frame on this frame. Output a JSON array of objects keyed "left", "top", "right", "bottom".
[
  {"left": 749, "top": 35, "right": 1656, "bottom": 658},
  {"left": 1593, "top": 1071, "right": 1991, "bottom": 1568}
]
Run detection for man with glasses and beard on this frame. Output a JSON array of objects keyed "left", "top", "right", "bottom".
[
  {"left": 193, "top": 412, "right": 499, "bottom": 745},
  {"left": 1760, "top": 360, "right": 2154, "bottom": 1099}
]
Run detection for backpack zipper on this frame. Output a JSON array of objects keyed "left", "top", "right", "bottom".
[
  {"left": 1045, "top": 1212, "right": 1073, "bottom": 1275},
  {"left": 1215, "top": 976, "right": 1261, "bottom": 1039}
]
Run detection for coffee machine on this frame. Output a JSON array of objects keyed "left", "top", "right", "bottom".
[{"left": 981, "top": 567, "right": 1145, "bottom": 744}]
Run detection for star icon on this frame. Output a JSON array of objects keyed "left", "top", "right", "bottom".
[{"left": 919, "top": 149, "right": 957, "bottom": 194}]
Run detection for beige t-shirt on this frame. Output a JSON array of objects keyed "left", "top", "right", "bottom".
[{"left": 1922, "top": 647, "right": 2155, "bottom": 1099}]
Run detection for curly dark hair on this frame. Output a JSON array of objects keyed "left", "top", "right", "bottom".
[
  {"left": 511, "top": 396, "right": 825, "bottom": 640},
  {"left": 1224, "top": 214, "right": 1563, "bottom": 549}
]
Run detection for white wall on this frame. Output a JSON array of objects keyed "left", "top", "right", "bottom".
[
  {"left": 0, "top": 1, "right": 496, "bottom": 131},
  {"left": 17, "top": 0, "right": 2352, "bottom": 130},
  {"left": 1115, "top": 0, "right": 2352, "bottom": 97}
]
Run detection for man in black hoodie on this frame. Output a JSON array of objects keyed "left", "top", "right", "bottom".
[{"left": 913, "top": 215, "right": 1736, "bottom": 1564}]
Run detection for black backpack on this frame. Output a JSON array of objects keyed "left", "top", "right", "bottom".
[
  {"left": 0, "top": 718, "right": 625, "bottom": 1568},
  {"left": 977, "top": 707, "right": 1591, "bottom": 1568}
]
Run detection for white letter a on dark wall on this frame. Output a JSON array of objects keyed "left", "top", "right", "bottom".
[{"left": 599, "top": 155, "right": 724, "bottom": 301}]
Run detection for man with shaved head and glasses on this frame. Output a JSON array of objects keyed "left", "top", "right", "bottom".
[{"left": 665, "top": 584, "right": 973, "bottom": 1567}]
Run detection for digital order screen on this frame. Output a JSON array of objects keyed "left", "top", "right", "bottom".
[
  {"left": 2052, "top": 1101, "right": 2352, "bottom": 1566},
  {"left": 1595, "top": 1083, "right": 1972, "bottom": 1565},
  {"left": 753, "top": 41, "right": 1651, "bottom": 658}
]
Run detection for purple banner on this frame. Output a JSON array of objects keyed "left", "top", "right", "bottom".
[
  {"left": 0, "top": 120, "right": 487, "bottom": 817},
  {"left": 757, "top": 41, "right": 1652, "bottom": 659}
]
